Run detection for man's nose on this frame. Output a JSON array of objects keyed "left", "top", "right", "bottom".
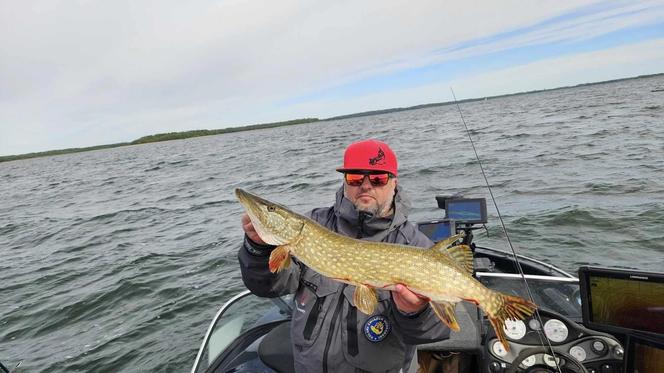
[{"left": 360, "top": 176, "right": 374, "bottom": 189}]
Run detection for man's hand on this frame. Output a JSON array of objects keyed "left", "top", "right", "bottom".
[
  {"left": 242, "top": 213, "right": 266, "bottom": 245},
  {"left": 391, "top": 284, "right": 428, "bottom": 314}
]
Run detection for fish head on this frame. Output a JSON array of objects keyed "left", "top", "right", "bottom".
[{"left": 235, "top": 188, "right": 305, "bottom": 246}]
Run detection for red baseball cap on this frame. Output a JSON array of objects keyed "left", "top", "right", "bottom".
[{"left": 336, "top": 139, "right": 398, "bottom": 176}]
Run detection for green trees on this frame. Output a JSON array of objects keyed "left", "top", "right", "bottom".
[{"left": 0, "top": 118, "right": 319, "bottom": 162}]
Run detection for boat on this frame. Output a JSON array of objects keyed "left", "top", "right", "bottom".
[{"left": 190, "top": 195, "right": 664, "bottom": 373}]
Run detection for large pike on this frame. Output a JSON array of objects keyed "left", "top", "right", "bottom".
[{"left": 236, "top": 188, "right": 536, "bottom": 351}]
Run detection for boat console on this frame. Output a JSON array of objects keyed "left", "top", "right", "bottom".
[{"left": 417, "top": 197, "right": 663, "bottom": 373}]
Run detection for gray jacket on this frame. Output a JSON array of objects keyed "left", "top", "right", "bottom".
[{"left": 238, "top": 186, "right": 450, "bottom": 373}]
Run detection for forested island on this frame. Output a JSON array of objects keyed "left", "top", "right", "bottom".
[{"left": 0, "top": 118, "right": 319, "bottom": 163}]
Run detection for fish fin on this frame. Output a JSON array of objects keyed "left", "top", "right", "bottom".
[
  {"left": 429, "top": 231, "right": 466, "bottom": 252},
  {"left": 268, "top": 245, "right": 291, "bottom": 273},
  {"left": 486, "top": 293, "right": 537, "bottom": 352},
  {"left": 353, "top": 284, "right": 378, "bottom": 315},
  {"left": 488, "top": 314, "right": 510, "bottom": 352},
  {"left": 445, "top": 244, "right": 474, "bottom": 275},
  {"left": 429, "top": 301, "right": 461, "bottom": 332}
]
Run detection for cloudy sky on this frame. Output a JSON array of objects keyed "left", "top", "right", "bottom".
[{"left": 1, "top": 0, "right": 663, "bottom": 156}]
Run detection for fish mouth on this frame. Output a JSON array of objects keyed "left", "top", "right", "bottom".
[
  {"left": 235, "top": 188, "right": 261, "bottom": 207},
  {"left": 236, "top": 188, "right": 269, "bottom": 215},
  {"left": 235, "top": 188, "right": 287, "bottom": 246}
]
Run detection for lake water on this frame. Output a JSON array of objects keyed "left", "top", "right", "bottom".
[{"left": 1, "top": 75, "right": 663, "bottom": 372}]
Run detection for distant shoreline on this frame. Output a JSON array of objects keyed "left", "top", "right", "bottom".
[{"left": 2, "top": 72, "right": 662, "bottom": 163}]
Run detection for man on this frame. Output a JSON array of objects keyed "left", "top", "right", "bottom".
[{"left": 239, "top": 139, "right": 450, "bottom": 372}]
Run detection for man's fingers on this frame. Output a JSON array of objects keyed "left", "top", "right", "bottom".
[
  {"left": 395, "top": 284, "right": 421, "bottom": 302},
  {"left": 241, "top": 213, "right": 266, "bottom": 245},
  {"left": 241, "top": 214, "right": 254, "bottom": 231},
  {"left": 392, "top": 284, "right": 428, "bottom": 314}
]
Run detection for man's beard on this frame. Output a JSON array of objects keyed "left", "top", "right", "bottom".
[{"left": 356, "top": 200, "right": 392, "bottom": 217}]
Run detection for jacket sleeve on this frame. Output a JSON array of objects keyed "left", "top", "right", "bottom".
[
  {"left": 389, "top": 222, "right": 451, "bottom": 344},
  {"left": 238, "top": 235, "right": 301, "bottom": 298},
  {"left": 391, "top": 303, "right": 451, "bottom": 344}
]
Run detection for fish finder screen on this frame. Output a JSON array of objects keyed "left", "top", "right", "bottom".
[
  {"left": 418, "top": 220, "right": 455, "bottom": 242},
  {"left": 581, "top": 268, "right": 664, "bottom": 335},
  {"left": 445, "top": 199, "right": 487, "bottom": 224}
]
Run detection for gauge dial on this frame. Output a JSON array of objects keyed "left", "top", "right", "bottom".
[
  {"left": 592, "top": 340, "right": 606, "bottom": 354},
  {"left": 529, "top": 319, "right": 541, "bottom": 330},
  {"left": 544, "top": 319, "right": 569, "bottom": 342},
  {"left": 491, "top": 340, "right": 508, "bottom": 357},
  {"left": 543, "top": 354, "right": 561, "bottom": 367},
  {"left": 521, "top": 355, "right": 537, "bottom": 367},
  {"left": 504, "top": 319, "right": 527, "bottom": 340},
  {"left": 569, "top": 346, "right": 587, "bottom": 361}
]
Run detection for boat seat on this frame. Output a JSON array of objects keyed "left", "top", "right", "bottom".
[{"left": 258, "top": 320, "right": 294, "bottom": 373}]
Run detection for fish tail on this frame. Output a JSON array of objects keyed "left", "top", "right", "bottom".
[{"left": 485, "top": 293, "right": 537, "bottom": 352}]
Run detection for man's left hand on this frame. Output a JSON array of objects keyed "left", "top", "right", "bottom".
[{"left": 391, "top": 284, "right": 428, "bottom": 314}]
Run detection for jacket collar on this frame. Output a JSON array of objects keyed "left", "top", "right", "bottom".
[{"left": 332, "top": 184, "right": 412, "bottom": 242}]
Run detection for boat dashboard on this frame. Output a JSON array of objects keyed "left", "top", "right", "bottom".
[
  {"left": 413, "top": 258, "right": 626, "bottom": 373},
  {"left": 190, "top": 256, "right": 663, "bottom": 373},
  {"left": 484, "top": 308, "right": 623, "bottom": 372}
]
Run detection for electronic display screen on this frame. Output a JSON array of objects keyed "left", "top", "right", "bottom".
[
  {"left": 626, "top": 335, "right": 664, "bottom": 373},
  {"left": 445, "top": 199, "right": 487, "bottom": 224},
  {"left": 579, "top": 267, "right": 664, "bottom": 335},
  {"left": 418, "top": 220, "right": 455, "bottom": 242}
]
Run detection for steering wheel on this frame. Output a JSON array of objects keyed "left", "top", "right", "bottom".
[{"left": 505, "top": 347, "right": 589, "bottom": 373}]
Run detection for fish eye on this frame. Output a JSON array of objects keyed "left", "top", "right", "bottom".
[{"left": 267, "top": 205, "right": 276, "bottom": 212}]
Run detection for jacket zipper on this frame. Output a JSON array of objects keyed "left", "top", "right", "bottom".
[
  {"left": 322, "top": 286, "right": 345, "bottom": 373},
  {"left": 357, "top": 211, "right": 368, "bottom": 238},
  {"left": 323, "top": 211, "right": 365, "bottom": 370},
  {"left": 303, "top": 297, "right": 323, "bottom": 340},
  {"left": 347, "top": 306, "right": 358, "bottom": 356}
]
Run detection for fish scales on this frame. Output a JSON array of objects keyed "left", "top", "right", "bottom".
[{"left": 297, "top": 224, "right": 476, "bottom": 298}]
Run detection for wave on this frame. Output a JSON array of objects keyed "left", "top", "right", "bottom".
[
  {"left": 511, "top": 207, "right": 620, "bottom": 230},
  {"left": 87, "top": 207, "right": 169, "bottom": 222},
  {"left": 577, "top": 181, "right": 648, "bottom": 194},
  {"left": 189, "top": 199, "right": 234, "bottom": 210},
  {"left": 0, "top": 222, "right": 19, "bottom": 236}
]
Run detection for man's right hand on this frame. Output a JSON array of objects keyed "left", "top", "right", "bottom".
[{"left": 242, "top": 213, "right": 267, "bottom": 245}]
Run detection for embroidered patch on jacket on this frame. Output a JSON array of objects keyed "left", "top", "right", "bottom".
[{"left": 363, "top": 315, "right": 391, "bottom": 342}]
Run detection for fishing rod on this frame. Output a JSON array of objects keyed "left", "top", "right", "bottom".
[{"left": 450, "top": 88, "right": 564, "bottom": 373}]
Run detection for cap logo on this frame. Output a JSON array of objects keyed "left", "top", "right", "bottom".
[{"left": 369, "top": 148, "right": 385, "bottom": 166}]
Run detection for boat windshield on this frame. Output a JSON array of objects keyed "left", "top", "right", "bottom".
[
  {"left": 191, "top": 291, "right": 292, "bottom": 373},
  {"left": 477, "top": 273, "right": 582, "bottom": 319}
]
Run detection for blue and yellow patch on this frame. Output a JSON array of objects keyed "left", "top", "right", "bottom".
[{"left": 363, "top": 315, "right": 391, "bottom": 342}]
